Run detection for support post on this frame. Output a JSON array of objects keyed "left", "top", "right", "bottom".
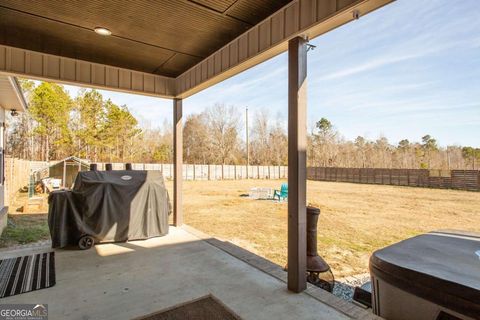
[
  {"left": 62, "top": 160, "right": 67, "bottom": 188},
  {"left": 246, "top": 106, "right": 249, "bottom": 179},
  {"left": 288, "top": 36, "right": 307, "bottom": 293},
  {"left": 173, "top": 98, "right": 183, "bottom": 226}
]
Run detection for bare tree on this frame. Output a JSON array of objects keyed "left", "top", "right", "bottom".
[
  {"left": 250, "top": 110, "right": 270, "bottom": 164},
  {"left": 205, "top": 103, "right": 242, "bottom": 164},
  {"left": 184, "top": 113, "right": 210, "bottom": 164}
]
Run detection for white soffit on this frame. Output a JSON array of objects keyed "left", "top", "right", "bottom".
[{"left": 0, "top": 75, "right": 27, "bottom": 111}]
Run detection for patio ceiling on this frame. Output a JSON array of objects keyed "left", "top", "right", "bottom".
[
  {"left": 0, "top": 0, "right": 393, "bottom": 98},
  {"left": 0, "top": 0, "right": 292, "bottom": 77}
]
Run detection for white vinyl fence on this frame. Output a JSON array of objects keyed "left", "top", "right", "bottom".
[{"left": 96, "top": 163, "right": 288, "bottom": 180}]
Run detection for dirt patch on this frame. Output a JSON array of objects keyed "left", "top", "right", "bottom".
[{"left": 10, "top": 191, "right": 49, "bottom": 214}]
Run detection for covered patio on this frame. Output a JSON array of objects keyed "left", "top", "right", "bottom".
[
  {"left": 0, "top": 0, "right": 393, "bottom": 318},
  {"left": 0, "top": 226, "right": 378, "bottom": 319}
]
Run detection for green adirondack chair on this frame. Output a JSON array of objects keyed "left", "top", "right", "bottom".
[{"left": 273, "top": 183, "right": 288, "bottom": 201}]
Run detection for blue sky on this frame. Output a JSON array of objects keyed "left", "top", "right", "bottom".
[{"left": 63, "top": 0, "right": 480, "bottom": 147}]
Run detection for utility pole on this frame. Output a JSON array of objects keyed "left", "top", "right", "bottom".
[
  {"left": 446, "top": 147, "right": 451, "bottom": 170},
  {"left": 246, "top": 106, "right": 249, "bottom": 179}
]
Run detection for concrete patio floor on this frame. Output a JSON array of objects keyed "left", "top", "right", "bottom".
[{"left": 1, "top": 227, "right": 377, "bottom": 319}]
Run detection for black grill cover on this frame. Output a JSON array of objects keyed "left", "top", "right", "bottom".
[
  {"left": 370, "top": 230, "right": 480, "bottom": 318},
  {"left": 48, "top": 170, "right": 171, "bottom": 248}
]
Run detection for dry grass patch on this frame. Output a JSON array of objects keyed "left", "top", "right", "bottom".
[
  {"left": 3, "top": 179, "right": 477, "bottom": 278},
  {"left": 167, "top": 180, "right": 480, "bottom": 278}
]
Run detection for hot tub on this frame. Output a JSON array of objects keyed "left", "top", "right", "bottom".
[{"left": 370, "top": 230, "right": 480, "bottom": 320}]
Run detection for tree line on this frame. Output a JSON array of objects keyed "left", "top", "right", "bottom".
[
  {"left": 7, "top": 80, "right": 171, "bottom": 163},
  {"left": 6, "top": 81, "right": 480, "bottom": 170},
  {"left": 308, "top": 118, "right": 479, "bottom": 170}
]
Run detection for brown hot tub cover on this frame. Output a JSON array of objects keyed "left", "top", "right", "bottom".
[{"left": 370, "top": 230, "right": 480, "bottom": 318}]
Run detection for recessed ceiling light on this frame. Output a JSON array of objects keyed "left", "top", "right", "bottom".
[{"left": 94, "top": 27, "right": 112, "bottom": 36}]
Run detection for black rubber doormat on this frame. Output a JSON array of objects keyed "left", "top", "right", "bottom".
[
  {"left": 0, "top": 252, "right": 55, "bottom": 298},
  {"left": 134, "top": 295, "right": 242, "bottom": 320}
]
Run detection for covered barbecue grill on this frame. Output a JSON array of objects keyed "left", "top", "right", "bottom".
[{"left": 48, "top": 170, "right": 171, "bottom": 249}]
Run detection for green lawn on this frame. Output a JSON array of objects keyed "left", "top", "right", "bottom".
[{"left": 0, "top": 214, "right": 50, "bottom": 248}]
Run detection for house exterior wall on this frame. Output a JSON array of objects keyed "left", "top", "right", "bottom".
[{"left": 0, "top": 107, "right": 7, "bottom": 234}]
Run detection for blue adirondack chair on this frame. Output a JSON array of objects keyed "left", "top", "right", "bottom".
[{"left": 273, "top": 183, "right": 288, "bottom": 201}]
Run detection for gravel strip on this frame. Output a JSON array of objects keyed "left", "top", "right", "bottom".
[{"left": 332, "top": 273, "right": 371, "bottom": 302}]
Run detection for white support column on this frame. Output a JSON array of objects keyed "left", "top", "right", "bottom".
[
  {"left": 173, "top": 98, "right": 183, "bottom": 226},
  {"left": 62, "top": 160, "right": 67, "bottom": 189},
  {"left": 288, "top": 36, "right": 308, "bottom": 293}
]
